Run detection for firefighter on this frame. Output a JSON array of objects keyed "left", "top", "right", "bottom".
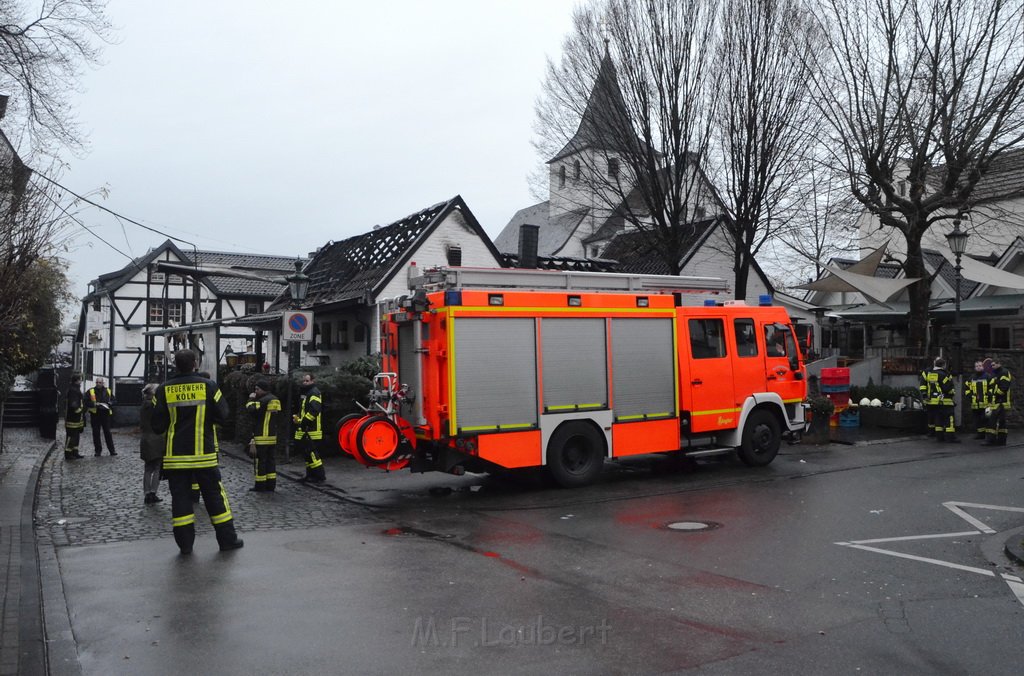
[
  {"left": 293, "top": 372, "right": 327, "bottom": 483},
  {"left": 87, "top": 377, "right": 117, "bottom": 456},
  {"left": 985, "top": 358, "right": 1013, "bottom": 446},
  {"left": 151, "top": 349, "right": 243, "bottom": 554},
  {"left": 919, "top": 357, "right": 958, "bottom": 442},
  {"left": 965, "top": 360, "right": 992, "bottom": 440},
  {"left": 246, "top": 379, "right": 280, "bottom": 492},
  {"left": 64, "top": 374, "right": 85, "bottom": 460}
]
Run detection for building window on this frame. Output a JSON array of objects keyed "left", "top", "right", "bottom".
[
  {"left": 167, "top": 302, "right": 183, "bottom": 325},
  {"left": 246, "top": 301, "right": 261, "bottom": 315},
  {"left": 608, "top": 157, "right": 619, "bottom": 179},
  {"left": 168, "top": 274, "right": 184, "bottom": 284},
  {"left": 574, "top": 159, "right": 581, "bottom": 180},
  {"left": 339, "top": 320, "right": 350, "bottom": 349},
  {"left": 694, "top": 206, "right": 706, "bottom": 219},
  {"left": 980, "top": 323, "right": 1011, "bottom": 349},
  {"left": 559, "top": 165, "right": 566, "bottom": 188},
  {"left": 898, "top": 180, "right": 907, "bottom": 196},
  {"left": 354, "top": 324, "right": 365, "bottom": 343},
  {"left": 149, "top": 265, "right": 165, "bottom": 283},
  {"left": 446, "top": 245, "right": 462, "bottom": 267},
  {"left": 590, "top": 247, "right": 600, "bottom": 258}
]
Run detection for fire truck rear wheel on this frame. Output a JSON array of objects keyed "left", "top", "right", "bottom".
[
  {"left": 738, "top": 409, "right": 781, "bottom": 467},
  {"left": 547, "top": 422, "right": 605, "bottom": 488}
]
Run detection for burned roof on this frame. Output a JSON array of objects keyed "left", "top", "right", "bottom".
[
  {"left": 498, "top": 253, "right": 618, "bottom": 272},
  {"left": 277, "top": 195, "right": 499, "bottom": 310}
]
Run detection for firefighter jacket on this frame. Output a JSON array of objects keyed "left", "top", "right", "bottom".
[
  {"left": 150, "top": 374, "right": 228, "bottom": 470},
  {"left": 919, "top": 368, "right": 954, "bottom": 406},
  {"left": 86, "top": 386, "right": 114, "bottom": 417},
  {"left": 990, "top": 367, "right": 1013, "bottom": 410},
  {"left": 294, "top": 385, "right": 323, "bottom": 441},
  {"left": 65, "top": 387, "right": 84, "bottom": 430},
  {"left": 246, "top": 392, "right": 281, "bottom": 446},
  {"left": 965, "top": 373, "right": 992, "bottom": 411}
]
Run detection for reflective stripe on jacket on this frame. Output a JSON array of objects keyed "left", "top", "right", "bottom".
[
  {"left": 966, "top": 375, "right": 992, "bottom": 410},
  {"left": 919, "top": 368, "right": 954, "bottom": 406},
  {"left": 990, "top": 369, "right": 1013, "bottom": 410},
  {"left": 294, "top": 386, "right": 323, "bottom": 441},
  {"left": 151, "top": 375, "right": 228, "bottom": 470},
  {"left": 247, "top": 392, "right": 281, "bottom": 445}
]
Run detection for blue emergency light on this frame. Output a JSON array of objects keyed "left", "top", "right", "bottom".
[
  {"left": 444, "top": 290, "right": 463, "bottom": 306},
  {"left": 758, "top": 294, "right": 772, "bottom": 306}
]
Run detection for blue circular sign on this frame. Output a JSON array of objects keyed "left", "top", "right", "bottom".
[{"left": 288, "top": 314, "right": 308, "bottom": 333}]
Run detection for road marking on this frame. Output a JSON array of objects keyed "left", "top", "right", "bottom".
[
  {"left": 837, "top": 501, "right": 1024, "bottom": 608},
  {"left": 942, "top": 501, "right": 1024, "bottom": 534},
  {"left": 840, "top": 543, "right": 998, "bottom": 578}
]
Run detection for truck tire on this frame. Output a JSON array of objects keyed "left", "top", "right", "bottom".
[
  {"left": 738, "top": 409, "right": 781, "bottom": 467},
  {"left": 547, "top": 421, "right": 605, "bottom": 488}
]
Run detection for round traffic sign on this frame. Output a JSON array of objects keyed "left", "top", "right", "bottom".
[{"left": 288, "top": 313, "right": 308, "bottom": 333}]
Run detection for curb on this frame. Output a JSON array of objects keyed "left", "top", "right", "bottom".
[
  {"left": 1005, "top": 525, "right": 1024, "bottom": 568},
  {"left": 34, "top": 442, "right": 82, "bottom": 676}
]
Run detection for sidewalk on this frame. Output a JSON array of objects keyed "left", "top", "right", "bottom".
[{"left": 0, "top": 427, "right": 54, "bottom": 676}]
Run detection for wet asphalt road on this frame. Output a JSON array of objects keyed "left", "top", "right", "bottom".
[{"left": 37, "top": 429, "right": 1024, "bottom": 675}]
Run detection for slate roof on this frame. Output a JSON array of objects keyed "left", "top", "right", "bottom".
[
  {"left": 833, "top": 258, "right": 902, "bottom": 279},
  {"left": 276, "top": 195, "right": 501, "bottom": 310},
  {"left": 961, "top": 146, "right": 1024, "bottom": 204},
  {"left": 923, "top": 248, "right": 984, "bottom": 299},
  {"left": 85, "top": 240, "right": 297, "bottom": 301},
  {"left": 601, "top": 218, "right": 720, "bottom": 275},
  {"left": 549, "top": 54, "right": 642, "bottom": 164},
  {"left": 493, "top": 203, "right": 590, "bottom": 257}
]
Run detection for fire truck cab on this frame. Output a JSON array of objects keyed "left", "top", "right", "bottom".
[{"left": 338, "top": 267, "right": 808, "bottom": 487}]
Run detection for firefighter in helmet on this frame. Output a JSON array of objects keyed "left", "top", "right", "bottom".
[
  {"left": 965, "top": 360, "right": 992, "bottom": 440},
  {"left": 985, "top": 358, "right": 1013, "bottom": 446}
]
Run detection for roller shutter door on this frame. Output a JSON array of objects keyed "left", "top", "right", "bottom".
[
  {"left": 454, "top": 317, "right": 538, "bottom": 431},
  {"left": 541, "top": 317, "right": 607, "bottom": 411},
  {"left": 611, "top": 318, "right": 675, "bottom": 420}
]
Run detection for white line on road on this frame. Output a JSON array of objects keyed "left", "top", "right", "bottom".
[
  {"left": 942, "top": 501, "right": 1024, "bottom": 534},
  {"left": 839, "top": 530, "right": 981, "bottom": 545},
  {"left": 838, "top": 543, "right": 998, "bottom": 578}
]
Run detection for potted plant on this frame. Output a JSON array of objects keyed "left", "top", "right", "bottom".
[{"left": 805, "top": 397, "right": 834, "bottom": 443}]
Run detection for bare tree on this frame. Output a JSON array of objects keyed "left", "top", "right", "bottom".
[
  {"left": 0, "top": 0, "right": 112, "bottom": 155},
  {"left": 770, "top": 161, "right": 861, "bottom": 288},
  {"left": 810, "top": 0, "right": 1024, "bottom": 349},
  {"left": 534, "top": 0, "right": 720, "bottom": 275},
  {"left": 710, "top": 0, "right": 825, "bottom": 298}
]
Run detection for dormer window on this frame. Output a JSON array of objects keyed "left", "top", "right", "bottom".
[
  {"left": 559, "top": 165, "right": 566, "bottom": 188},
  {"left": 574, "top": 159, "right": 581, "bottom": 181}
]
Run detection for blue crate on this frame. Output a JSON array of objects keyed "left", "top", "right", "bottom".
[
  {"left": 821, "top": 383, "right": 851, "bottom": 393},
  {"left": 839, "top": 410, "right": 860, "bottom": 427}
]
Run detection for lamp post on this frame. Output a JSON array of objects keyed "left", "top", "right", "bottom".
[
  {"left": 945, "top": 217, "right": 970, "bottom": 427},
  {"left": 285, "top": 259, "right": 310, "bottom": 373}
]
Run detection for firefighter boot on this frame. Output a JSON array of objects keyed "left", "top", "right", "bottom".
[
  {"left": 215, "top": 523, "right": 244, "bottom": 551},
  {"left": 174, "top": 524, "right": 195, "bottom": 555}
]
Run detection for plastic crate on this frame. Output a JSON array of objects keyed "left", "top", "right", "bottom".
[
  {"left": 839, "top": 410, "right": 860, "bottom": 427},
  {"left": 820, "top": 367, "right": 851, "bottom": 386}
]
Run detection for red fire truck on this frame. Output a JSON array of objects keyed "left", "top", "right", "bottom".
[{"left": 338, "top": 267, "right": 808, "bottom": 487}]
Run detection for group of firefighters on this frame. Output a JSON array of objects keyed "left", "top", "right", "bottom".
[
  {"left": 919, "top": 356, "right": 1014, "bottom": 445},
  {"left": 62, "top": 350, "right": 329, "bottom": 555}
]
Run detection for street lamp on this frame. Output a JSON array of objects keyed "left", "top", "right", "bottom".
[
  {"left": 945, "top": 217, "right": 970, "bottom": 327},
  {"left": 945, "top": 217, "right": 970, "bottom": 427},
  {"left": 285, "top": 259, "right": 309, "bottom": 373}
]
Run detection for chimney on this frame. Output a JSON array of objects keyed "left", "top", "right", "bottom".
[
  {"left": 517, "top": 224, "right": 539, "bottom": 269},
  {"left": 0, "top": 94, "right": 8, "bottom": 121}
]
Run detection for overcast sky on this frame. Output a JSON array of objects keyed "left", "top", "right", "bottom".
[{"left": 56, "top": 0, "right": 579, "bottom": 300}]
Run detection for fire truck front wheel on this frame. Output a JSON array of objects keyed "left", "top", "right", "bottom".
[
  {"left": 547, "top": 422, "right": 605, "bottom": 488},
  {"left": 738, "top": 409, "right": 781, "bottom": 467}
]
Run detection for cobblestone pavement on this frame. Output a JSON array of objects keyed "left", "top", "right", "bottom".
[{"left": 35, "top": 428, "right": 376, "bottom": 548}]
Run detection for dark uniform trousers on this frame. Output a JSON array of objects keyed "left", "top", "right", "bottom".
[
  {"left": 166, "top": 468, "right": 239, "bottom": 551},
  {"left": 254, "top": 442, "right": 277, "bottom": 491}
]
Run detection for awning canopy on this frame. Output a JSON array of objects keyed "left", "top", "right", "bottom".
[
  {"left": 796, "top": 242, "right": 920, "bottom": 306},
  {"left": 832, "top": 294, "right": 1024, "bottom": 322},
  {"left": 940, "top": 249, "right": 1024, "bottom": 290}
]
